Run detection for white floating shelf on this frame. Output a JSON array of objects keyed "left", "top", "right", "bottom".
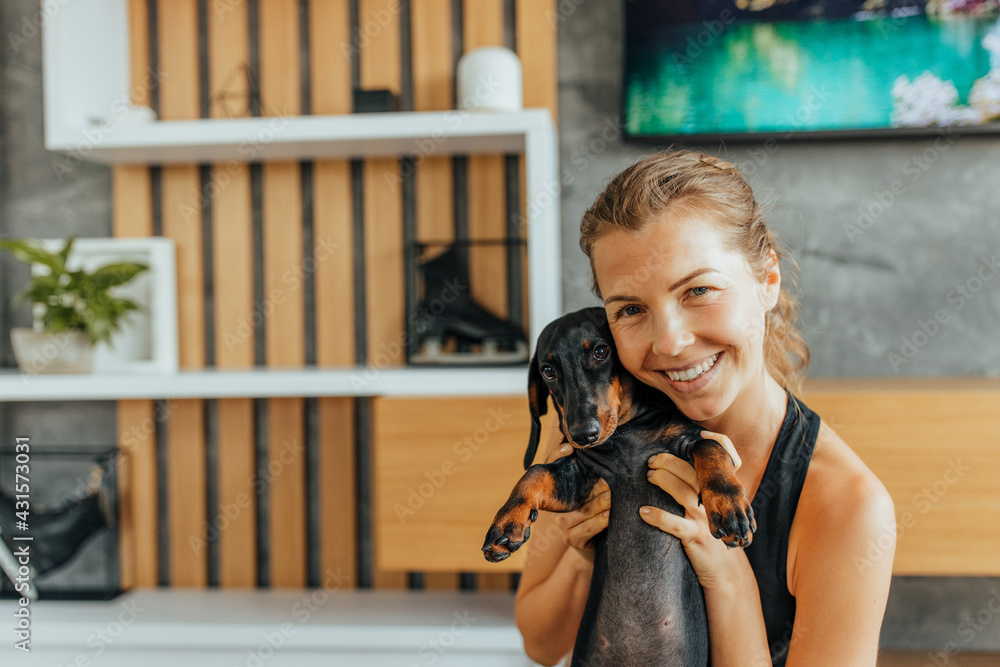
[
  {"left": 45, "top": 109, "right": 556, "bottom": 165},
  {"left": 0, "top": 366, "right": 529, "bottom": 402}
]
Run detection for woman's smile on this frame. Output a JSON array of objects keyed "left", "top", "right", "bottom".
[{"left": 655, "top": 350, "right": 724, "bottom": 394}]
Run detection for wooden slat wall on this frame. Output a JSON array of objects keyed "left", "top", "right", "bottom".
[
  {"left": 158, "top": 0, "right": 208, "bottom": 588},
  {"left": 310, "top": 0, "right": 359, "bottom": 590},
  {"left": 113, "top": 0, "right": 558, "bottom": 590},
  {"left": 260, "top": 0, "right": 308, "bottom": 590},
  {"left": 802, "top": 380, "right": 1000, "bottom": 576},
  {"left": 209, "top": 0, "right": 257, "bottom": 588}
]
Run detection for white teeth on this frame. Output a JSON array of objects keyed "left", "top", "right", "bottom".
[{"left": 665, "top": 353, "right": 719, "bottom": 382}]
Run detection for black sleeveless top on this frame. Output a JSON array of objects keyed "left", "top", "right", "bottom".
[{"left": 743, "top": 390, "right": 821, "bottom": 666}]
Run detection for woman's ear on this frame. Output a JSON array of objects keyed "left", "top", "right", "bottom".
[{"left": 761, "top": 249, "right": 781, "bottom": 311}]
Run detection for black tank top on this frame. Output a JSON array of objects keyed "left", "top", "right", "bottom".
[{"left": 743, "top": 389, "right": 821, "bottom": 666}]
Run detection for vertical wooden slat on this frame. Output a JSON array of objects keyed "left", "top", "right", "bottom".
[
  {"left": 412, "top": 0, "right": 459, "bottom": 592},
  {"left": 360, "top": 0, "right": 406, "bottom": 590},
  {"left": 128, "top": 0, "right": 150, "bottom": 109},
  {"left": 114, "top": 0, "right": 157, "bottom": 591},
  {"left": 114, "top": 167, "right": 156, "bottom": 591},
  {"left": 158, "top": 0, "right": 207, "bottom": 588},
  {"left": 413, "top": 0, "right": 454, "bottom": 244},
  {"left": 516, "top": 0, "right": 557, "bottom": 330},
  {"left": 259, "top": 0, "right": 307, "bottom": 588},
  {"left": 209, "top": 0, "right": 257, "bottom": 588},
  {"left": 311, "top": 0, "right": 358, "bottom": 588},
  {"left": 464, "top": 1, "right": 508, "bottom": 321}
]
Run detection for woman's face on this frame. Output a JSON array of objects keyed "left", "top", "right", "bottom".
[{"left": 591, "top": 210, "right": 779, "bottom": 423}]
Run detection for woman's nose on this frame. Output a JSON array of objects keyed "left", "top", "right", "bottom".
[{"left": 651, "top": 314, "right": 695, "bottom": 358}]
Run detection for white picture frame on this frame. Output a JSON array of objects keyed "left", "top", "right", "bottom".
[{"left": 35, "top": 237, "right": 178, "bottom": 373}]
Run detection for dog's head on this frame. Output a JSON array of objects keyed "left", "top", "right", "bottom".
[{"left": 523, "top": 307, "right": 637, "bottom": 469}]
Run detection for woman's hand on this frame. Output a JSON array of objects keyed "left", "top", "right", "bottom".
[
  {"left": 549, "top": 445, "right": 611, "bottom": 563},
  {"left": 639, "top": 430, "right": 747, "bottom": 590}
]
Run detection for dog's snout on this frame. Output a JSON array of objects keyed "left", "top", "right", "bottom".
[{"left": 573, "top": 420, "right": 602, "bottom": 445}]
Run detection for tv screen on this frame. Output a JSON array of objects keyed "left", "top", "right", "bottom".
[{"left": 623, "top": 0, "right": 1000, "bottom": 140}]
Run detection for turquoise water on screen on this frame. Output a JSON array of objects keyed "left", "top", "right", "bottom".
[{"left": 625, "top": 14, "right": 998, "bottom": 135}]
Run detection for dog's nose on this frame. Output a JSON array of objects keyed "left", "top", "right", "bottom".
[{"left": 575, "top": 421, "right": 601, "bottom": 445}]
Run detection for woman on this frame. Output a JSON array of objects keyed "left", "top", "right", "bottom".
[{"left": 514, "top": 151, "right": 895, "bottom": 666}]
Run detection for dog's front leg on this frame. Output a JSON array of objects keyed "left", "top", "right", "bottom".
[
  {"left": 691, "top": 438, "right": 756, "bottom": 548},
  {"left": 482, "top": 454, "right": 593, "bottom": 563}
]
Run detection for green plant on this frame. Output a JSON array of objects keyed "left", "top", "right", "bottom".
[{"left": 0, "top": 237, "right": 149, "bottom": 346}]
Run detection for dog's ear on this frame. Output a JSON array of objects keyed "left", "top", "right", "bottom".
[{"left": 524, "top": 350, "right": 549, "bottom": 469}]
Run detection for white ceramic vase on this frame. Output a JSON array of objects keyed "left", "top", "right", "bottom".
[
  {"left": 456, "top": 46, "right": 523, "bottom": 112},
  {"left": 10, "top": 328, "right": 94, "bottom": 374}
]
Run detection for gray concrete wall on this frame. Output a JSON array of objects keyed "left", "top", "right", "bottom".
[
  {"left": 0, "top": 0, "right": 118, "bottom": 592},
  {"left": 557, "top": 0, "right": 1000, "bottom": 653}
]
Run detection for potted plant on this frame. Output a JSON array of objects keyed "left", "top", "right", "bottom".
[{"left": 0, "top": 238, "right": 148, "bottom": 374}]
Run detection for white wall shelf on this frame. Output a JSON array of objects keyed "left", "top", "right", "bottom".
[
  {"left": 0, "top": 366, "right": 529, "bottom": 402},
  {"left": 41, "top": 0, "right": 562, "bottom": 383},
  {"left": 45, "top": 108, "right": 557, "bottom": 165},
  {"left": 0, "top": 589, "right": 539, "bottom": 666}
]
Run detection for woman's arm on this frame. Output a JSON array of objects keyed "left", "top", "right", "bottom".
[
  {"left": 514, "top": 429, "right": 611, "bottom": 666},
  {"left": 782, "top": 426, "right": 896, "bottom": 665}
]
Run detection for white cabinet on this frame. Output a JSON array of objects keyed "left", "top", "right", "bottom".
[{"left": 0, "top": 590, "right": 542, "bottom": 666}]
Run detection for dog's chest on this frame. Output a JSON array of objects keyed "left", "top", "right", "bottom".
[{"left": 570, "top": 425, "right": 710, "bottom": 667}]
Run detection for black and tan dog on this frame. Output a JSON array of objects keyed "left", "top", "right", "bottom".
[{"left": 482, "top": 307, "right": 755, "bottom": 667}]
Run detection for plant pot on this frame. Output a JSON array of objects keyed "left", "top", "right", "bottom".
[{"left": 10, "top": 328, "right": 94, "bottom": 374}]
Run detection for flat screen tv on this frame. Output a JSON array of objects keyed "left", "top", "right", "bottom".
[{"left": 623, "top": 0, "right": 1000, "bottom": 140}]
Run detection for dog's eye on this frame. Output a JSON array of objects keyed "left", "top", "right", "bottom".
[
  {"left": 593, "top": 345, "right": 610, "bottom": 361},
  {"left": 540, "top": 365, "right": 556, "bottom": 380}
]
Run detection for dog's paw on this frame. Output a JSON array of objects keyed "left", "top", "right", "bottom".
[
  {"left": 481, "top": 505, "right": 538, "bottom": 562},
  {"left": 699, "top": 482, "right": 755, "bottom": 548}
]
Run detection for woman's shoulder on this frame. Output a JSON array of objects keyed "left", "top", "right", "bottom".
[
  {"left": 786, "top": 419, "right": 896, "bottom": 591},
  {"left": 804, "top": 420, "right": 893, "bottom": 514}
]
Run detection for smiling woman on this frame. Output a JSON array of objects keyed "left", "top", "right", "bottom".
[{"left": 514, "top": 150, "right": 896, "bottom": 667}]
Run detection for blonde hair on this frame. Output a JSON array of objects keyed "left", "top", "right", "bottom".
[{"left": 579, "top": 149, "right": 810, "bottom": 396}]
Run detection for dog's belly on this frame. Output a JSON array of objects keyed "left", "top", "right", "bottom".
[{"left": 571, "top": 449, "right": 709, "bottom": 667}]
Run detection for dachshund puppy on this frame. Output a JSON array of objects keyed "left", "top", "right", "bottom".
[{"left": 482, "top": 307, "right": 754, "bottom": 667}]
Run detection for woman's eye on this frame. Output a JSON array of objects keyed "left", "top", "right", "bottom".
[
  {"left": 689, "top": 286, "right": 711, "bottom": 297},
  {"left": 620, "top": 305, "right": 642, "bottom": 317},
  {"left": 593, "top": 345, "right": 610, "bottom": 361},
  {"left": 540, "top": 365, "right": 556, "bottom": 380}
]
